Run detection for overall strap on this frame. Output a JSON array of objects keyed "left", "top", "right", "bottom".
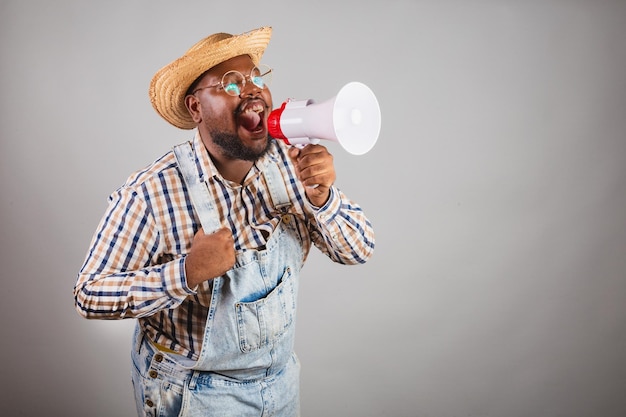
[
  {"left": 173, "top": 141, "right": 221, "bottom": 234},
  {"left": 263, "top": 161, "right": 292, "bottom": 213}
]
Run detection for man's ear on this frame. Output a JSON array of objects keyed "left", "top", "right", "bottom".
[{"left": 185, "top": 94, "right": 203, "bottom": 124}]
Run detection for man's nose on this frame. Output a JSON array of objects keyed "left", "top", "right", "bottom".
[{"left": 240, "top": 78, "right": 262, "bottom": 97}]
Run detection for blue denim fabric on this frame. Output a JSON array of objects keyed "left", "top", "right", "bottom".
[
  {"left": 132, "top": 328, "right": 187, "bottom": 417},
  {"left": 189, "top": 215, "right": 302, "bottom": 378},
  {"left": 131, "top": 322, "right": 301, "bottom": 417},
  {"left": 131, "top": 146, "right": 303, "bottom": 416},
  {"left": 180, "top": 353, "right": 301, "bottom": 417}
]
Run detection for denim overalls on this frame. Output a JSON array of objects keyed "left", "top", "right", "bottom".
[{"left": 131, "top": 142, "right": 303, "bottom": 416}]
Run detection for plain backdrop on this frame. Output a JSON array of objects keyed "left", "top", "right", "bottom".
[{"left": 1, "top": 1, "right": 625, "bottom": 416}]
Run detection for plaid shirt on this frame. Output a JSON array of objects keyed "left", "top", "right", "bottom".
[{"left": 74, "top": 132, "right": 375, "bottom": 359}]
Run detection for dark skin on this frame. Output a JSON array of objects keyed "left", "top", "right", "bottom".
[{"left": 182, "top": 55, "right": 337, "bottom": 288}]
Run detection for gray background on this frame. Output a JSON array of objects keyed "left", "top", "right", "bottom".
[{"left": 1, "top": 1, "right": 625, "bottom": 416}]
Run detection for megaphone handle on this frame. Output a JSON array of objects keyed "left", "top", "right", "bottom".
[{"left": 293, "top": 138, "right": 320, "bottom": 149}]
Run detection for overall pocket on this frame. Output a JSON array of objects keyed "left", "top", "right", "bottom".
[{"left": 235, "top": 267, "right": 296, "bottom": 353}]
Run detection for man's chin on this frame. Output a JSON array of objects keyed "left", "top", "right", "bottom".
[{"left": 211, "top": 130, "right": 273, "bottom": 162}]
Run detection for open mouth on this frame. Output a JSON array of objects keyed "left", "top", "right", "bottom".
[{"left": 236, "top": 100, "right": 266, "bottom": 134}]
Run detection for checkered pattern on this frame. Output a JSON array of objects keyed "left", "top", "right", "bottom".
[{"left": 74, "top": 133, "right": 374, "bottom": 359}]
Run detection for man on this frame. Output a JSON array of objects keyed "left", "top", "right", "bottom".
[{"left": 74, "top": 26, "right": 375, "bottom": 417}]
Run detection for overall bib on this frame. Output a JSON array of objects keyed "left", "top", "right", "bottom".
[{"left": 131, "top": 142, "right": 304, "bottom": 417}]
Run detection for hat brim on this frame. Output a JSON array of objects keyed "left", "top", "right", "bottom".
[{"left": 149, "top": 26, "right": 272, "bottom": 130}]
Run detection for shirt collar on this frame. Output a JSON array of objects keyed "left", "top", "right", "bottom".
[{"left": 192, "top": 130, "right": 281, "bottom": 187}]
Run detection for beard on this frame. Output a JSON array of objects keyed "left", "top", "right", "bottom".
[{"left": 210, "top": 129, "right": 274, "bottom": 161}]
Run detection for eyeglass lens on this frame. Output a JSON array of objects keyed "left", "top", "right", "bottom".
[{"left": 222, "top": 65, "right": 272, "bottom": 96}]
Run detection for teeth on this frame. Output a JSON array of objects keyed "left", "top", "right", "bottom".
[{"left": 243, "top": 103, "right": 264, "bottom": 113}]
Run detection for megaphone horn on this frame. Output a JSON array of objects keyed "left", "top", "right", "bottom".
[{"left": 268, "top": 82, "right": 381, "bottom": 155}]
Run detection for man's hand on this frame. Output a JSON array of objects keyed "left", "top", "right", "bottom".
[
  {"left": 184, "top": 227, "right": 236, "bottom": 288},
  {"left": 288, "top": 144, "right": 336, "bottom": 207}
]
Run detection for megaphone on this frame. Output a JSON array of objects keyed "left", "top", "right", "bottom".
[{"left": 268, "top": 81, "right": 381, "bottom": 155}]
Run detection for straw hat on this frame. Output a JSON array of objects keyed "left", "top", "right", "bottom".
[{"left": 149, "top": 26, "right": 272, "bottom": 129}]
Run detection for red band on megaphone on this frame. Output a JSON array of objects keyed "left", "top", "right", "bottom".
[{"left": 268, "top": 101, "right": 290, "bottom": 144}]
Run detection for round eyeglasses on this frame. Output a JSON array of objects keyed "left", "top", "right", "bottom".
[{"left": 191, "top": 64, "right": 273, "bottom": 97}]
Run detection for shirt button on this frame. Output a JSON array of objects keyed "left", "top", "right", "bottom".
[
  {"left": 149, "top": 370, "right": 158, "bottom": 378},
  {"left": 154, "top": 353, "right": 163, "bottom": 362},
  {"left": 146, "top": 399, "right": 154, "bottom": 407},
  {"left": 282, "top": 214, "right": 291, "bottom": 224}
]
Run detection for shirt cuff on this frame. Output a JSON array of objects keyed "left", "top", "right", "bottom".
[
  {"left": 312, "top": 186, "right": 341, "bottom": 224},
  {"left": 162, "top": 256, "right": 197, "bottom": 300}
]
